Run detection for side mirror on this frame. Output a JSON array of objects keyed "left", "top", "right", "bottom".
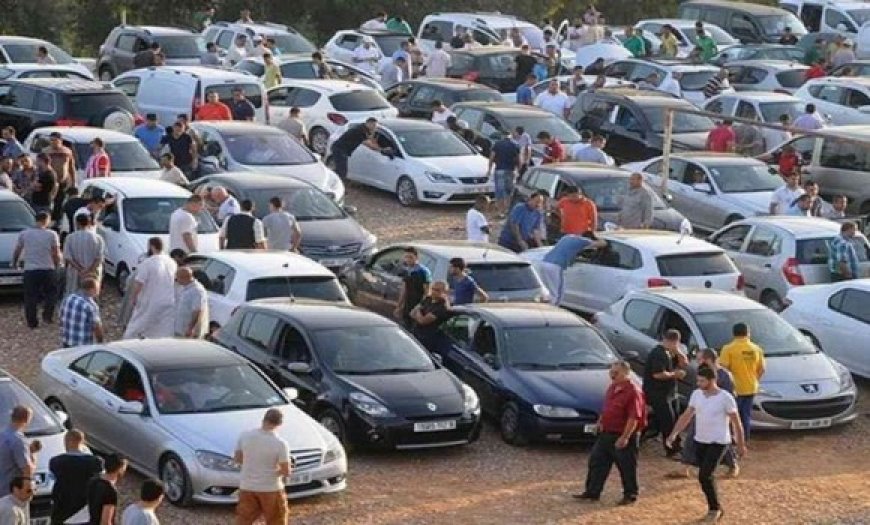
[
  {"left": 430, "top": 352, "right": 443, "bottom": 365},
  {"left": 283, "top": 387, "right": 299, "bottom": 400},
  {"left": 118, "top": 401, "right": 144, "bottom": 415},
  {"left": 482, "top": 353, "right": 499, "bottom": 369},
  {"left": 102, "top": 215, "right": 120, "bottom": 231},
  {"left": 621, "top": 350, "right": 640, "bottom": 361},
  {"left": 342, "top": 205, "right": 358, "bottom": 216},
  {"left": 54, "top": 410, "right": 69, "bottom": 424},
  {"left": 692, "top": 182, "right": 712, "bottom": 193},
  {"left": 286, "top": 362, "right": 312, "bottom": 374}
]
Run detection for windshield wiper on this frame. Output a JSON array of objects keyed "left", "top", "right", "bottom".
[
  {"left": 511, "top": 362, "right": 558, "bottom": 370},
  {"left": 557, "top": 362, "right": 608, "bottom": 369},
  {"left": 371, "top": 367, "right": 431, "bottom": 374},
  {"left": 204, "top": 404, "right": 267, "bottom": 413}
]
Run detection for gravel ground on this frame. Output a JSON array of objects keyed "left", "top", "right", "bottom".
[{"left": 3, "top": 183, "right": 869, "bottom": 524}]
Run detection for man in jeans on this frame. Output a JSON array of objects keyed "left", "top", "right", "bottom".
[
  {"left": 12, "top": 211, "right": 61, "bottom": 328},
  {"left": 234, "top": 408, "right": 291, "bottom": 525},
  {"left": 828, "top": 221, "right": 861, "bottom": 281},
  {"left": 642, "top": 329, "right": 688, "bottom": 456},
  {"left": 719, "top": 323, "right": 765, "bottom": 442},
  {"left": 487, "top": 132, "right": 520, "bottom": 216}
]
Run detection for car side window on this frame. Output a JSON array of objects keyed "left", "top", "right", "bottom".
[
  {"left": 825, "top": 9, "right": 855, "bottom": 32},
  {"left": 7, "top": 86, "right": 35, "bottom": 109},
  {"left": 243, "top": 313, "right": 280, "bottom": 351},
  {"left": 604, "top": 61, "right": 635, "bottom": 79},
  {"left": 705, "top": 99, "right": 724, "bottom": 114},
  {"left": 114, "top": 78, "right": 140, "bottom": 99},
  {"left": 712, "top": 225, "right": 751, "bottom": 251},
  {"left": 113, "top": 361, "right": 146, "bottom": 402},
  {"left": 480, "top": 114, "right": 504, "bottom": 139},
  {"left": 746, "top": 227, "right": 782, "bottom": 256},
  {"left": 845, "top": 88, "right": 870, "bottom": 109},
  {"left": 623, "top": 299, "right": 663, "bottom": 338},
  {"left": 735, "top": 101, "right": 759, "bottom": 120},
  {"left": 216, "top": 30, "right": 235, "bottom": 50},
  {"left": 455, "top": 108, "right": 483, "bottom": 130},
  {"left": 812, "top": 85, "right": 845, "bottom": 104},
  {"left": 371, "top": 248, "right": 403, "bottom": 274},
  {"left": 441, "top": 314, "right": 475, "bottom": 347},
  {"left": 268, "top": 87, "right": 289, "bottom": 106},
  {"left": 292, "top": 88, "right": 320, "bottom": 108},
  {"left": 115, "top": 34, "right": 137, "bottom": 52},
  {"left": 71, "top": 351, "right": 123, "bottom": 390},
  {"left": 658, "top": 308, "right": 694, "bottom": 346},
  {"left": 202, "top": 260, "right": 235, "bottom": 295},
  {"left": 337, "top": 34, "right": 360, "bottom": 50},
  {"left": 683, "top": 163, "right": 707, "bottom": 185},
  {"left": 33, "top": 90, "right": 54, "bottom": 113},
  {"left": 644, "top": 159, "right": 664, "bottom": 176},
  {"left": 666, "top": 159, "right": 688, "bottom": 183},
  {"left": 819, "top": 139, "right": 870, "bottom": 171},
  {"left": 615, "top": 105, "right": 641, "bottom": 132},
  {"left": 276, "top": 323, "right": 312, "bottom": 363},
  {"left": 409, "top": 86, "right": 437, "bottom": 106},
  {"left": 470, "top": 321, "right": 497, "bottom": 362},
  {"left": 533, "top": 170, "right": 559, "bottom": 195},
  {"left": 829, "top": 289, "right": 870, "bottom": 324},
  {"left": 590, "top": 240, "right": 642, "bottom": 270}
]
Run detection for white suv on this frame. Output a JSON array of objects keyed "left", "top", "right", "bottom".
[
  {"left": 793, "top": 76, "right": 870, "bottom": 125},
  {"left": 202, "top": 21, "right": 316, "bottom": 58}
]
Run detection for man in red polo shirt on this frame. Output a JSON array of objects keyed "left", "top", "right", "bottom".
[
  {"left": 705, "top": 119, "right": 735, "bottom": 153},
  {"left": 574, "top": 360, "right": 645, "bottom": 505},
  {"left": 537, "top": 131, "right": 565, "bottom": 164}
]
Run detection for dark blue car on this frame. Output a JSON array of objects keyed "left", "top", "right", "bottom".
[{"left": 430, "top": 303, "right": 634, "bottom": 445}]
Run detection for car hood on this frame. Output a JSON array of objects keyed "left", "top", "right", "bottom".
[
  {"left": 761, "top": 351, "right": 839, "bottom": 383},
  {"left": 110, "top": 168, "right": 163, "bottom": 179},
  {"left": 415, "top": 155, "right": 489, "bottom": 178},
  {"left": 233, "top": 162, "right": 338, "bottom": 194},
  {"left": 297, "top": 217, "right": 369, "bottom": 246},
  {"left": 339, "top": 369, "right": 465, "bottom": 417},
  {"left": 505, "top": 367, "right": 612, "bottom": 412},
  {"left": 670, "top": 132, "right": 709, "bottom": 151},
  {"left": 717, "top": 191, "right": 773, "bottom": 215}
]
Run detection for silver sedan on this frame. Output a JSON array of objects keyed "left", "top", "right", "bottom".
[{"left": 35, "top": 339, "right": 347, "bottom": 506}]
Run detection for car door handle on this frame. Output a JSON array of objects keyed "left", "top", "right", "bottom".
[
  {"left": 612, "top": 329, "right": 621, "bottom": 335},
  {"left": 763, "top": 263, "right": 772, "bottom": 268}
]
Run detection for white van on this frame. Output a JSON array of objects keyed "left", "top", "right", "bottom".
[
  {"left": 111, "top": 66, "right": 268, "bottom": 127},
  {"left": 780, "top": 0, "right": 870, "bottom": 34}
]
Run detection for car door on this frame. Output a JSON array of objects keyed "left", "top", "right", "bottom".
[
  {"left": 385, "top": 82, "right": 415, "bottom": 115},
  {"left": 739, "top": 225, "right": 782, "bottom": 301},
  {"left": 366, "top": 130, "right": 404, "bottom": 191},
  {"left": 709, "top": 223, "right": 752, "bottom": 265},
  {"left": 195, "top": 258, "right": 237, "bottom": 324},
  {"left": 686, "top": 162, "right": 728, "bottom": 230},
  {"left": 95, "top": 199, "right": 125, "bottom": 277},
  {"left": 230, "top": 310, "right": 281, "bottom": 380},
  {"left": 613, "top": 298, "right": 666, "bottom": 372},
  {"left": 406, "top": 85, "right": 438, "bottom": 117},
  {"left": 1, "top": 85, "right": 36, "bottom": 135},
  {"left": 353, "top": 247, "right": 403, "bottom": 315},
  {"left": 110, "top": 360, "right": 164, "bottom": 469},
  {"left": 462, "top": 319, "right": 502, "bottom": 414},
  {"left": 606, "top": 104, "right": 647, "bottom": 163},
  {"left": 63, "top": 351, "right": 124, "bottom": 450},
  {"left": 328, "top": 32, "right": 357, "bottom": 64},
  {"left": 823, "top": 288, "right": 870, "bottom": 373},
  {"left": 271, "top": 321, "right": 320, "bottom": 411},
  {"left": 842, "top": 87, "right": 870, "bottom": 125},
  {"left": 810, "top": 84, "right": 847, "bottom": 123},
  {"left": 563, "top": 240, "right": 640, "bottom": 313},
  {"left": 267, "top": 86, "right": 293, "bottom": 124}
]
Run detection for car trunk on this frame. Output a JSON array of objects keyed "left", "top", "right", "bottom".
[
  {"left": 655, "top": 252, "right": 742, "bottom": 292},
  {"left": 796, "top": 236, "right": 870, "bottom": 285},
  {"left": 466, "top": 262, "right": 545, "bottom": 302}
]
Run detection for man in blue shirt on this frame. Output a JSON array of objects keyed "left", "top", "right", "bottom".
[
  {"left": 133, "top": 113, "right": 165, "bottom": 159},
  {"left": 488, "top": 133, "right": 521, "bottom": 216},
  {"left": 448, "top": 257, "right": 489, "bottom": 305},
  {"left": 393, "top": 247, "right": 433, "bottom": 327},
  {"left": 1, "top": 127, "right": 24, "bottom": 159},
  {"left": 538, "top": 233, "right": 606, "bottom": 304},
  {"left": 392, "top": 40, "right": 413, "bottom": 79},
  {"left": 515, "top": 74, "right": 536, "bottom": 105},
  {"left": 498, "top": 190, "right": 548, "bottom": 252},
  {"left": 829, "top": 221, "right": 861, "bottom": 281}
]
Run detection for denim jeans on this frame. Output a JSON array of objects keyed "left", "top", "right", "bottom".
[{"left": 736, "top": 395, "right": 754, "bottom": 441}]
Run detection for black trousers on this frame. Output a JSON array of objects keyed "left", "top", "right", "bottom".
[
  {"left": 584, "top": 432, "right": 639, "bottom": 498},
  {"left": 648, "top": 394, "right": 679, "bottom": 453},
  {"left": 696, "top": 441, "right": 727, "bottom": 511},
  {"left": 332, "top": 148, "right": 349, "bottom": 178},
  {"left": 23, "top": 269, "right": 57, "bottom": 328}
]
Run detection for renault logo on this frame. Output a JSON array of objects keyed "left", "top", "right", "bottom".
[
  {"left": 801, "top": 383, "right": 819, "bottom": 394},
  {"left": 427, "top": 402, "right": 438, "bottom": 412}
]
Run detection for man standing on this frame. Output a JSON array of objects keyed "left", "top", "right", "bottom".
[
  {"left": 514, "top": 45, "right": 537, "bottom": 85},
  {"left": 379, "top": 55, "right": 406, "bottom": 88},
  {"left": 124, "top": 238, "right": 177, "bottom": 339},
  {"left": 779, "top": 27, "right": 798, "bottom": 45},
  {"left": 623, "top": 26, "right": 646, "bottom": 58},
  {"left": 13, "top": 211, "right": 60, "bottom": 328},
  {"left": 769, "top": 173, "right": 805, "bottom": 215},
  {"left": 121, "top": 480, "right": 163, "bottom": 525},
  {"left": 43, "top": 132, "right": 75, "bottom": 220},
  {"left": 234, "top": 409, "right": 291, "bottom": 525},
  {"left": 719, "top": 323, "right": 765, "bottom": 442},
  {"left": 226, "top": 35, "right": 249, "bottom": 66},
  {"left": 498, "top": 191, "right": 547, "bottom": 252},
  {"left": 515, "top": 74, "right": 537, "bottom": 106},
  {"left": 823, "top": 195, "right": 848, "bottom": 219},
  {"left": 658, "top": 71, "right": 682, "bottom": 98},
  {"left": 63, "top": 214, "right": 105, "bottom": 296},
  {"left": 262, "top": 53, "right": 282, "bottom": 90},
  {"left": 706, "top": 120, "right": 736, "bottom": 153},
  {"left": 59, "top": 278, "right": 104, "bottom": 348},
  {"left": 134, "top": 114, "right": 165, "bottom": 159},
  {"left": 617, "top": 173, "right": 653, "bottom": 229},
  {"left": 352, "top": 38, "right": 381, "bottom": 74},
  {"left": 422, "top": 41, "right": 451, "bottom": 78},
  {"left": 262, "top": 197, "right": 302, "bottom": 251},
  {"left": 642, "top": 329, "right": 689, "bottom": 456},
  {"left": 0, "top": 407, "right": 38, "bottom": 498},
  {"left": 161, "top": 122, "right": 197, "bottom": 177},
  {"left": 30, "top": 154, "right": 57, "bottom": 216},
  {"left": 696, "top": 29, "right": 718, "bottom": 62},
  {"left": 86, "top": 454, "right": 127, "bottom": 525},
  {"left": 330, "top": 118, "right": 381, "bottom": 179},
  {"left": 792, "top": 103, "right": 825, "bottom": 131},
  {"left": 668, "top": 365, "right": 747, "bottom": 523},
  {"left": 447, "top": 258, "right": 488, "bottom": 305},
  {"left": 466, "top": 195, "right": 491, "bottom": 242},
  {"left": 277, "top": 107, "right": 307, "bottom": 145},
  {"left": 393, "top": 247, "right": 433, "bottom": 328},
  {"left": 556, "top": 185, "right": 598, "bottom": 235},
  {"left": 196, "top": 91, "right": 233, "bottom": 121},
  {"left": 1, "top": 127, "right": 24, "bottom": 159},
  {"left": 660, "top": 25, "right": 679, "bottom": 58},
  {"left": 534, "top": 80, "right": 571, "bottom": 119},
  {"left": 49, "top": 429, "right": 104, "bottom": 525},
  {"left": 83, "top": 138, "right": 111, "bottom": 179},
  {"left": 488, "top": 132, "right": 520, "bottom": 216},
  {"left": 539, "top": 233, "right": 606, "bottom": 304},
  {"left": 361, "top": 11, "right": 388, "bottom": 31},
  {"left": 537, "top": 131, "right": 565, "bottom": 164},
  {"left": 702, "top": 68, "right": 729, "bottom": 99},
  {"left": 134, "top": 42, "right": 160, "bottom": 68},
  {"left": 430, "top": 100, "right": 455, "bottom": 126},
  {"left": 828, "top": 221, "right": 862, "bottom": 281},
  {"left": 574, "top": 361, "right": 645, "bottom": 505},
  {"left": 410, "top": 280, "right": 453, "bottom": 347},
  {"left": 211, "top": 186, "right": 240, "bottom": 223},
  {"left": 230, "top": 88, "right": 256, "bottom": 122},
  {"left": 158, "top": 153, "right": 189, "bottom": 186},
  {"left": 0, "top": 477, "right": 32, "bottom": 524},
  {"left": 220, "top": 199, "right": 266, "bottom": 249},
  {"left": 512, "top": 127, "right": 533, "bottom": 171},
  {"left": 174, "top": 267, "right": 208, "bottom": 339},
  {"left": 573, "top": 135, "right": 613, "bottom": 165},
  {"left": 169, "top": 195, "right": 203, "bottom": 253},
  {"left": 200, "top": 42, "right": 222, "bottom": 66}
]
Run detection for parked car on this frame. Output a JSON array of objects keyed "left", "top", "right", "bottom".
[
  {"left": 340, "top": 241, "right": 550, "bottom": 317},
  {"left": 267, "top": 80, "right": 397, "bottom": 154},
  {"left": 726, "top": 60, "right": 809, "bottom": 94},
  {"left": 830, "top": 60, "right": 870, "bottom": 77},
  {"left": 781, "top": 279, "right": 870, "bottom": 377},
  {"left": 780, "top": 0, "right": 869, "bottom": 34},
  {"left": 0, "top": 64, "right": 92, "bottom": 81},
  {"left": 510, "top": 162, "right": 686, "bottom": 234},
  {"left": 233, "top": 56, "right": 381, "bottom": 91},
  {"left": 78, "top": 177, "right": 219, "bottom": 291},
  {"left": 446, "top": 47, "right": 532, "bottom": 93},
  {"left": 635, "top": 19, "right": 738, "bottom": 58},
  {"left": 429, "top": 303, "right": 634, "bottom": 445},
  {"left": 112, "top": 66, "right": 267, "bottom": 127},
  {"left": 324, "top": 29, "right": 414, "bottom": 70},
  {"left": 793, "top": 76, "right": 870, "bottom": 125},
  {"left": 624, "top": 153, "right": 782, "bottom": 232},
  {"left": 216, "top": 302, "right": 481, "bottom": 449},
  {"left": 188, "top": 173, "right": 377, "bottom": 271},
  {"left": 202, "top": 21, "right": 316, "bottom": 59},
  {"left": 708, "top": 216, "right": 870, "bottom": 310},
  {"left": 0, "top": 192, "right": 34, "bottom": 288},
  {"left": 0, "top": 36, "right": 92, "bottom": 78},
  {"left": 678, "top": 0, "right": 808, "bottom": 44},
  {"left": 385, "top": 78, "right": 502, "bottom": 119},
  {"left": 97, "top": 25, "right": 205, "bottom": 80},
  {"left": 0, "top": 78, "right": 138, "bottom": 138},
  {"left": 326, "top": 118, "right": 490, "bottom": 206},
  {"left": 569, "top": 88, "right": 715, "bottom": 163},
  {"left": 35, "top": 339, "right": 348, "bottom": 505},
  {"left": 501, "top": 75, "right": 635, "bottom": 104},
  {"left": 603, "top": 58, "right": 729, "bottom": 106},
  {"left": 191, "top": 121, "right": 345, "bottom": 203},
  {"left": 185, "top": 250, "right": 350, "bottom": 325},
  {"left": 702, "top": 92, "right": 804, "bottom": 134},
  {"left": 594, "top": 288, "right": 859, "bottom": 430},
  {"left": 710, "top": 44, "right": 805, "bottom": 66},
  {"left": 522, "top": 230, "right": 744, "bottom": 314}
]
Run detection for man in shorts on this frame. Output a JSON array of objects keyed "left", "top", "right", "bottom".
[{"left": 487, "top": 132, "right": 520, "bottom": 216}]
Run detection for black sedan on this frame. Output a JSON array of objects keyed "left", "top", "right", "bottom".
[{"left": 215, "top": 301, "right": 482, "bottom": 450}]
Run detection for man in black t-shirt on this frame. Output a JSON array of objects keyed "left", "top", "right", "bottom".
[
  {"left": 514, "top": 45, "right": 537, "bottom": 86},
  {"left": 330, "top": 117, "right": 382, "bottom": 178},
  {"left": 450, "top": 27, "right": 466, "bottom": 49},
  {"left": 30, "top": 153, "right": 57, "bottom": 216},
  {"left": 161, "top": 122, "right": 197, "bottom": 176},
  {"left": 642, "top": 329, "right": 688, "bottom": 456},
  {"left": 410, "top": 280, "right": 450, "bottom": 349},
  {"left": 393, "top": 246, "right": 433, "bottom": 328},
  {"left": 49, "top": 429, "right": 104, "bottom": 525},
  {"left": 230, "top": 87, "right": 256, "bottom": 121},
  {"left": 86, "top": 454, "right": 127, "bottom": 525}
]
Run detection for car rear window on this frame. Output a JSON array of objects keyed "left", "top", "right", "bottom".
[
  {"left": 66, "top": 92, "right": 135, "bottom": 119},
  {"left": 0, "top": 200, "right": 34, "bottom": 232},
  {"left": 246, "top": 276, "right": 346, "bottom": 302},
  {"left": 679, "top": 71, "right": 716, "bottom": 91},
  {"left": 797, "top": 237, "right": 870, "bottom": 264},
  {"left": 448, "top": 54, "right": 475, "bottom": 74},
  {"left": 467, "top": 263, "right": 540, "bottom": 292},
  {"left": 329, "top": 90, "right": 390, "bottom": 112},
  {"left": 775, "top": 70, "right": 806, "bottom": 89},
  {"left": 656, "top": 252, "right": 736, "bottom": 277},
  {"left": 236, "top": 61, "right": 265, "bottom": 77},
  {"left": 155, "top": 35, "right": 206, "bottom": 59},
  {"left": 207, "top": 83, "right": 263, "bottom": 108}
]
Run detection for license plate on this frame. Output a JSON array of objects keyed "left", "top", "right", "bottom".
[
  {"left": 0, "top": 275, "right": 22, "bottom": 285},
  {"left": 460, "top": 186, "right": 487, "bottom": 194},
  {"left": 790, "top": 418, "right": 832, "bottom": 430},
  {"left": 288, "top": 472, "right": 312, "bottom": 486},
  {"left": 413, "top": 420, "right": 457, "bottom": 432},
  {"left": 583, "top": 423, "right": 598, "bottom": 434},
  {"left": 31, "top": 518, "right": 50, "bottom": 525},
  {"left": 319, "top": 258, "right": 348, "bottom": 267}
]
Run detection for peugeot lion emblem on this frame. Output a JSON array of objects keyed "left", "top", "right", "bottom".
[
  {"left": 427, "top": 402, "right": 438, "bottom": 412},
  {"left": 801, "top": 383, "right": 819, "bottom": 394}
]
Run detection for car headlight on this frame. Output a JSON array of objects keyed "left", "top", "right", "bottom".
[
  {"left": 195, "top": 450, "right": 240, "bottom": 472},
  {"left": 360, "top": 232, "right": 378, "bottom": 255},
  {"left": 533, "top": 404, "right": 580, "bottom": 418},
  {"left": 349, "top": 392, "right": 394, "bottom": 417},
  {"left": 424, "top": 171, "right": 457, "bottom": 184},
  {"left": 834, "top": 361, "right": 855, "bottom": 392},
  {"left": 462, "top": 383, "right": 480, "bottom": 415},
  {"left": 757, "top": 387, "right": 783, "bottom": 399},
  {"left": 323, "top": 438, "right": 345, "bottom": 464}
]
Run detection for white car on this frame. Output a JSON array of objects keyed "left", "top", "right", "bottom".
[
  {"left": 635, "top": 19, "right": 738, "bottom": 58},
  {"left": 202, "top": 21, "right": 317, "bottom": 60},
  {"left": 78, "top": 177, "right": 220, "bottom": 291},
  {"left": 0, "top": 192, "right": 34, "bottom": 288},
  {"left": 522, "top": 230, "right": 744, "bottom": 314},
  {"left": 726, "top": 59, "right": 809, "bottom": 95},
  {"left": 323, "top": 29, "right": 413, "bottom": 73},
  {"left": 184, "top": 250, "right": 351, "bottom": 325},
  {"left": 267, "top": 80, "right": 398, "bottom": 154},
  {"left": 191, "top": 121, "right": 345, "bottom": 203},
  {"left": 781, "top": 0, "right": 869, "bottom": 34},
  {"left": 0, "top": 36, "right": 93, "bottom": 79},
  {"left": 604, "top": 58, "right": 732, "bottom": 106},
  {"left": 23, "top": 127, "right": 162, "bottom": 187},
  {"left": 501, "top": 75, "right": 635, "bottom": 104},
  {"left": 571, "top": 42, "right": 632, "bottom": 68},
  {"left": 326, "top": 118, "right": 492, "bottom": 206},
  {"left": 793, "top": 76, "right": 870, "bottom": 125},
  {"left": 703, "top": 91, "right": 804, "bottom": 131},
  {"left": 0, "top": 63, "right": 93, "bottom": 81},
  {"left": 782, "top": 279, "right": 870, "bottom": 377}
]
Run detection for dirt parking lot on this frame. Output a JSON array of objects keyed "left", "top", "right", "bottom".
[{"left": 3, "top": 184, "right": 869, "bottom": 524}]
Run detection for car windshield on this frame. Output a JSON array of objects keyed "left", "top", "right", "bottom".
[
  {"left": 149, "top": 364, "right": 285, "bottom": 414},
  {"left": 679, "top": 71, "right": 717, "bottom": 91},
  {"left": 329, "top": 90, "right": 391, "bottom": 112},
  {"left": 581, "top": 177, "right": 667, "bottom": 211},
  {"left": 122, "top": 198, "right": 218, "bottom": 234},
  {"left": 643, "top": 106, "right": 714, "bottom": 133},
  {"left": 73, "top": 142, "right": 159, "bottom": 172},
  {"left": 245, "top": 188, "right": 344, "bottom": 221},
  {"left": 758, "top": 101, "right": 803, "bottom": 123},
  {"left": 155, "top": 35, "right": 206, "bottom": 58},
  {"left": 223, "top": 132, "right": 315, "bottom": 165},
  {"left": 684, "top": 26, "right": 736, "bottom": 45},
  {"left": 245, "top": 276, "right": 346, "bottom": 302},
  {"left": 707, "top": 164, "right": 782, "bottom": 193},
  {"left": 2, "top": 43, "right": 75, "bottom": 64},
  {"left": 0, "top": 379, "right": 64, "bottom": 436},
  {"left": 656, "top": 252, "right": 736, "bottom": 276},
  {"left": 504, "top": 116, "right": 581, "bottom": 144},
  {"left": 373, "top": 35, "right": 411, "bottom": 56},
  {"left": 467, "top": 262, "right": 540, "bottom": 292},
  {"left": 0, "top": 200, "right": 34, "bottom": 232},
  {"left": 266, "top": 32, "right": 317, "bottom": 54},
  {"left": 758, "top": 14, "right": 806, "bottom": 36},
  {"left": 847, "top": 8, "right": 870, "bottom": 25},
  {"left": 502, "top": 326, "right": 617, "bottom": 369},
  {"left": 395, "top": 129, "right": 477, "bottom": 157},
  {"left": 454, "top": 89, "right": 502, "bottom": 103},
  {"left": 694, "top": 308, "right": 816, "bottom": 356},
  {"left": 312, "top": 326, "right": 435, "bottom": 374}
]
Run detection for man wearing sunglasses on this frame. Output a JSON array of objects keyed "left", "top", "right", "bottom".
[{"left": 0, "top": 476, "right": 34, "bottom": 524}]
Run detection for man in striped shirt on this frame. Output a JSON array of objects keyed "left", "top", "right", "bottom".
[
  {"left": 703, "top": 68, "right": 729, "bottom": 99},
  {"left": 59, "top": 278, "right": 103, "bottom": 348}
]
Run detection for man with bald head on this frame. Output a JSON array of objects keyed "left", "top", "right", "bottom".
[
  {"left": 174, "top": 266, "right": 208, "bottom": 338},
  {"left": 211, "top": 186, "right": 240, "bottom": 222}
]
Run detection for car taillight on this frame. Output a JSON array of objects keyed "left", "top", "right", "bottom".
[
  {"left": 133, "top": 113, "right": 145, "bottom": 126},
  {"left": 782, "top": 257, "right": 805, "bottom": 286},
  {"left": 647, "top": 277, "right": 672, "bottom": 288},
  {"left": 462, "top": 71, "right": 480, "bottom": 81},
  {"left": 327, "top": 112, "right": 347, "bottom": 125},
  {"left": 55, "top": 118, "right": 88, "bottom": 127},
  {"left": 736, "top": 274, "right": 745, "bottom": 291}
]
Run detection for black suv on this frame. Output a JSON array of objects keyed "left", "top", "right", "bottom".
[
  {"left": 0, "top": 79, "right": 138, "bottom": 138},
  {"left": 384, "top": 78, "right": 501, "bottom": 118},
  {"left": 97, "top": 25, "right": 204, "bottom": 80},
  {"left": 568, "top": 88, "right": 714, "bottom": 163}
]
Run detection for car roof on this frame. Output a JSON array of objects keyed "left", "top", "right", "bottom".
[
  {"left": 271, "top": 79, "right": 375, "bottom": 93},
  {"left": 683, "top": 0, "right": 792, "bottom": 15},
  {"left": 0, "top": 190, "right": 27, "bottom": 203},
  {"left": 3, "top": 78, "right": 112, "bottom": 91},
  {"left": 426, "top": 12, "right": 533, "bottom": 27},
  {"left": 535, "top": 162, "right": 632, "bottom": 178},
  {"left": 732, "top": 216, "right": 844, "bottom": 237},
  {"left": 454, "top": 302, "right": 587, "bottom": 327},
  {"left": 600, "top": 230, "right": 724, "bottom": 255},
  {"left": 196, "top": 250, "right": 333, "bottom": 276},
  {"left": 452, "top": 101, "right": 561, "bottom": 117},
  {"left": 377, "top": 118, "right": 447, "bottom": 131},
  {"left": 399, "top": 78, "right": 497, "bottom": 90},
  {"left": 390, "top": 241, "right": 527, "bottom": 264},
  {"left": 122, "top": 25, "right": 197, "bottom": 36},
  {"left": 242, "top": 302, "right": 395, "bottom": 330},
  {"left": 669, "top": 152, "right": 768, "bottom": 166},
  {"left": 815, "top": 124, "right": 870, "bottom": 140},
  {"left": 586, "top": 87, "right": 690, "bottom": 105},
  {"left": 807, "top": 76, "right": 870, "bottom": 88},
  {"left": 638, "top": 18, "right": 719, "bottom": 27},
  {"left": 94, "top": 339, "right": 243, "bottom": 371},
  {"left": 639, "top": 288, "right": 766, "bottom": 313},
  {"left": 28, "top": 126, "right": 140, "bottom": 142},
  {"left": 353, "top": 28, "right": 411, "bottom": 37},
  {"left": 712, "top": 91, "right": 800, "bottom": 102},
  {"left": 197, "top": 172, "right": 311, "bottom": 190},
  {"left": 727, "top": 59, "right": 808, "bottom": 70},
  {"left": 0, "top": 36, "right": 53, "bottom": 45},
  {"left": 191, "top": 121, "right": 282, "bottom": 133},
  {"left": 84, "top": 177, "right": 191, "bottom": 199}
]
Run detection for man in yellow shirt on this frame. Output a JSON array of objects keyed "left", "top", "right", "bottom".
[{"left": 719, "top": 323, "right": 765, "bottom": 441}]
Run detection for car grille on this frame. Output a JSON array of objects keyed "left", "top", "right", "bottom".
[
  {"left": 447, "top": 192, "right": 493, "bottom": 202},
  {"left": 459, "top": 176, "right": 489, "bottom": 185},
  {"left": 301, "top": 243, "right": 361, "bottom": 258},
  {"left": 405, "top": 412, "right": 463, "bottom": 421},
  {"left": 761, "top": 395, "right": 854, "bottom": 420},
  {"left": 291, "top": 448, "right": 323, "bottom": 472},
  {"left": 396, "top": 428, "right": 471, "bottom": 447}
]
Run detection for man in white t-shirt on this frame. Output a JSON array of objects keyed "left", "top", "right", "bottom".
[
  {"left": 169, "top": 195, "right": 203, "bottom": 253},
  {"left": 234, "top": 409, "right": 291, "bottom": 525},
  {"left": 430, "top": 101, "right": 455, "bottom": 126},
  {"left": 351, "top": 39, "right": 381, "bottom": 74},
  {"left": 423, "top": 41, "right": 451, "bottom": 78},
  {"left": 211, "top": 186, "right": 240, "bottom": 222},
  {"left": 769, "top": 173, "right": 805, "bottom": 215},
  {"left": 361, "top": 11, "right": 388, "bottom": 31},
  {"left": 668, "top": 366, "right": 746, "bottom": 524},
  {"left": 534, "top": 80, "right": 571, "bottom": 118},
  {"left": 792, "top": 103, "right": 825, "bottom": 131},
  {"left": 466, "top": 196, "right": 491, "bottom": 242}
]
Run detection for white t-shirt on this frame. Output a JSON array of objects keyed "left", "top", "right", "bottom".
[
  {"left": 424, "top": 49, "right": 451, "bottom": 78},
  {"left": 762, "top": 128, "right": 791, "bottom": 151},
  {"left": 431, "top": 108, "right": 455, "bottom": 126},
  {"left": 236, "top": 428, "right": 291, "bottom": 492},
  {"left": 226, "top": 45, "right": 248, "bottom": 66},
  {"left": 466, "top": 208, "right": 489, "bottom": 242},
  {"left": 792, "top": 113, "right": 824, "bottom": 131},
  {"left": 361, "top": 18, "right": 388, "bottom": 31},
  {"left": 689, "top": 388, "right": 738, "bottom": 445},
  {"left": 352, "top": 45, "right": 380, "bottom": 73},
  {"left": 121, "top": 503, "right": 159, "bottom": 525},
  {"left": 534, "top": 91, "right": 571, "bottom": 116},
  {"left": 770, "top": 185, "right": 806, "bottom": 215},
  {"left": 169, "top": 208, "right": 198, "bottom": 252},
  {"left": 570, "top": 142, "right": 590, "bottom": 160},
  {"left": 217, "top": 196, "right": 241, "bottom": 222}
]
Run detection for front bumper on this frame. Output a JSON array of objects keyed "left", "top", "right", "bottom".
[
  {"left": 751, "top": 392, "right": 859, "bottom": 430},
  {"left": 419, "top": 180, "right": 494, "bottom": 205},
  {"left": 346, "top": 410, "right": 481, "bottom": 450},
  {"left": 518, "top": 409, "right": 599, "bottom": 443},
  {"left": 0, "top": 268, "right": 24, "bottom": 287}
]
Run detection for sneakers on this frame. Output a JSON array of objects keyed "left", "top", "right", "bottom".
[
  {"left": 571, "top": 492, "right": 600, "bottom": 502},
  {"left": 617, "top": 496, "right": 638, "bottom": 506},
  {"left": 725, "top": 464, "right": 740, "bottom": 478},
  {"left": 701, "top": 510, "right": 723, "bottom": 523}
]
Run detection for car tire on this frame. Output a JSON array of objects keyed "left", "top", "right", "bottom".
[
  {"left": 309, "top": 127, "right": 330, "bottom": 156},
  {"left": 317, "top": 408, "right": 351, "bottom": 450},
  {"left": 499, "top": 402, "right": 528, "bottom": 446},
  {"left": 44, "top": 398, "right": 71, "bottom": 430},
  {"left": 396, "top": 176, "right": 419, "bottom": 207},
  {"left": 160, "top": 453, "right": 194, "bottom": 507},
  {"left": 116, "top": 264, "right": 130, "bottom": 295},
  {"left": 100, "top": 107, "right": 135, "bottom": 134},
  {"left": 761, "top": 290, "right": 784, "bottom": 312},
  {"left": 98, "top": 67, "right": 114, "bottom": 81},
  {"left": 724, "top": 214, "right": 744, "bottom": 226}
]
